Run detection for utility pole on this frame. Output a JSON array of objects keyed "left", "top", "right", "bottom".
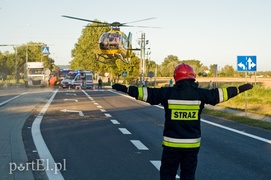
[
  {"left": 139, "top": 33, "right": 145, "bottom": 83},
  {"left": 139, "top": 32, "right": 147, "bottom": 85}
]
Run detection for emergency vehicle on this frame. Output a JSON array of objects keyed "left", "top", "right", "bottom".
[
  {"left": 70, "top": 71, "right": 94, "bottom": 89},
  {"left": 60, "top": 71, "right": 77, "bottom": 88},
  {"left": 61, "top": 71, "right": 93, "bottom": 89},
  {"left": 55, "top": 68, "right": 71, "bottom": 85}
]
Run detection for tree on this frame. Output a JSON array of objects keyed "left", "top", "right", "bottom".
[
  {"left": 220, "top": 65, "right": 235, "bottom": 77},
  {"left": 70, "top": 21, "right": 110, "bottom": 74},
  {"left": 160, "top": 55, "right": 180, "bottom": 77},
  {"left": 0, "top": 51, "right": 15, "bottom": 76},
  {"left": 0, "top": 42, "right": 52, "bottom": 79},
  {"left": 181, "top": 59, "right": 203, "bottom": 75}
]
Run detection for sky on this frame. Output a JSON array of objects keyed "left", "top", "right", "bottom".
[{"left": 1, "top": 0, "right": 271, "bottom": 71}]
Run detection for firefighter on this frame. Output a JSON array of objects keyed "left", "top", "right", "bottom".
[{"left": 112, "top": 63, "right": 253, "bottom": 180}]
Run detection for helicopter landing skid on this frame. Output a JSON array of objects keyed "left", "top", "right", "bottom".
[{"left": 95, "top": 54, "right": 130, "bottom": 64}]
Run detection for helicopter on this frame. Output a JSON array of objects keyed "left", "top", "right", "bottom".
[{"left": 62, "top": 15, "right": 157, "bottom": 64}]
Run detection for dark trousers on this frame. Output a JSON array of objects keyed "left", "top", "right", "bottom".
[{"left": 160, "top": 147, "right": 199, "bottom": 180}]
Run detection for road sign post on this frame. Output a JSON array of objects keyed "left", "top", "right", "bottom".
[
  {"left": 122, "top": 71, "right": 127, "bottom": 85},
  {"left": 237, "top": 56, "right": 257, "bottom": 116}
]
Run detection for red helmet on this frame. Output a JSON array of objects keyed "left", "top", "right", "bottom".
[{"left": 174, "top": 63, "right": 196, "bottom": 82}]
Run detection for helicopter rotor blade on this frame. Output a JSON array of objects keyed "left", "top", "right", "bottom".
[
  {"left": 121, "top": 24, "right": 161, "bottom": 28},
  {"left": 85, "top": 25, "right": 110, "bottom": 28},
  {"left": 63, "top": 15, "right": 160, "bottom": 28},
  {"left": 122, "top": 17, "right": 157, "bottom": 25},
  {"left": 62, "top": 15, "right": 109, "bottom": 25}
]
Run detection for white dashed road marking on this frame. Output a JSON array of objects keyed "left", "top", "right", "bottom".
[
  {"left": 105, "top": 113, "right": 112, "bottom": 117},
  {"left": 110, "top": 120, "right": 120, "bottom": 124},
  {"left": 130, "top": 140, "right": 149, "bottom": 150},
  {"left": 118, "top": 128, "right": 131, "bottom": 134},
  {"left": 150, "top": 161, "right": 180, "bottom": 179}
]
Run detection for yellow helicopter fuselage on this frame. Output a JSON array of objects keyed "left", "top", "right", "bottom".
[{"left": 99, "top": 30, "right": 129, "bottom": 58}]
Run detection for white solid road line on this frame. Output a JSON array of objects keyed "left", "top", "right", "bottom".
[
  {"left": 0, "top": 92, "right": 28, "bottom": 106},
  {"left": 155, "top": 105, "right": 271, "bottom": 144},
  {"left": 201, "top": 119, "right": 271, "bottom": 144},
  {"left": 31, "top": 89, "right": 64, "bottom": 180}
]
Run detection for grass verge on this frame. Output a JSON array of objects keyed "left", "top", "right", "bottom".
[{"left": 202, "top": 108, "right": 271, "bottom": 131}]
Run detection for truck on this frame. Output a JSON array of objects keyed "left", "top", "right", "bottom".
[{"left": 24, "top": 62, "right": 47, "bottom": 87}]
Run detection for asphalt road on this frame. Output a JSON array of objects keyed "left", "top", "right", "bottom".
[{"left": 0, "top": 87, "right": 271, "bottom": 180}]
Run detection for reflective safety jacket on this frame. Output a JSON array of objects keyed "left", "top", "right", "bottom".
[{"left": 127, "top": 80, "right": 240, "bottom": 150}]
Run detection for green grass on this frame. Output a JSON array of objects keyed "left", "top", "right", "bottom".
[
  {"left": 218, "top": 84, "right": 271, "bottom": 117},
  {"left": 202, "top": 108, "right": 271, "bottom": 131}
]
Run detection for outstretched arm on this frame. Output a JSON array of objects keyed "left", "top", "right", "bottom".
[
  {"left": 112, "top": 84, "right": 138, "bottom": 99},
  {"left": 203, "top": 83, "right": 253, "bottom": 105},
  {"left": 112, "top": 83, "right": 164, "bottom": 105}
]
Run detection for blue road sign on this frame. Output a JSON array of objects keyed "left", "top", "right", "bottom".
[
  {"left": 237, "top": 56, "right": 257, "bottom": 72},
  {"left": 41, "top": 46, "right": 49, "bottom": 55},
  {"left": 122, "top": 71, "right": 127, "bottom": 77}
]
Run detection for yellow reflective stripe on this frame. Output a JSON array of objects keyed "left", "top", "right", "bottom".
[
  {"left": 162, "top": 141, "right": 200, "bottom": 148},
  {"left": 138, "top": 87, "right": 148, "bottom": 101},
  {"left": 138, "top": 87, "right": 143, "bottom": 100},
  {"left": 168, "top": 100, "right": 201, "bottom": 105},
  {"left": 168, "top": 104, "right": 200, "bottom": 110},
  {"left": 218, "top": 88, "right": 228, "bottom": 102},
  {"left": 164, "top": 136, "right": 201, "bottom": 143},
  {"left": 222, "top": 88, "right": 228, "bottom": 101}
]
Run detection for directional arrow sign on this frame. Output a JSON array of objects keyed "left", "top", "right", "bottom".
[
  {"left": 65, "top": 93, "right": 76, "bottom": 96},
  {"left": 238, "top": 62, "right": 246, "bottom": 70},
  {"left": 63, "top": 99, "right": 78, "bottom": 102},
  {"left": 247, "top": 57, "right": 256, "bottom": 70},
  {"left": 60, "top": 109, "right": 84, "bottom": 116},
  {"left": 237, "top": 56, "right": 257, "bottom": 72}
]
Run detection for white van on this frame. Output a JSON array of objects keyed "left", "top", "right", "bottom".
[
  {"left": 84, "top": 71, "right": 94, "bottom": 89},
  {"left": 61, "top": 71, "right": 77, "bottom": 88},
  {"left": 70, "top": 71, "right": 94, "bottom": 89}
]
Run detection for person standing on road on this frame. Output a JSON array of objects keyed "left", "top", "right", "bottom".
[
  {"left": 112, "top": 63, "right": 253, "bottom": 180},
  {"left": 169, "top": 79, "right": 173, "bottom": 87},
  {"left": 98, "top": 78, "right": 103, "bottom": 89}
]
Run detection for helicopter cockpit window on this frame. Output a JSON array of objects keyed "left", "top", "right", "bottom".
[
  {"left": 99, "top": 33, "right": 109, "bottom": 44},
  {"left": 99, "top": 33, "right": 123, "bottom": 50},
  {"left": 108, "top": 33, "right": 120, "bottom": 43}
]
